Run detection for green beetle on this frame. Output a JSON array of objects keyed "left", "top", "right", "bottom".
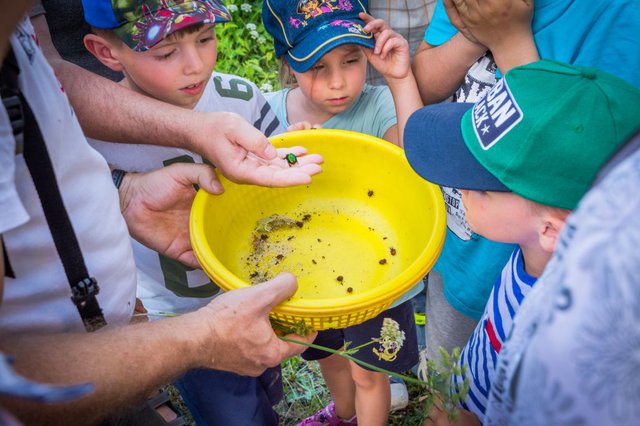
[{"left": 285, "top": 153, "right": 298, "bottom": 167}]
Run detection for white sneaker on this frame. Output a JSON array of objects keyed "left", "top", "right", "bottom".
[{"left": 389, "top": 376, "right": 409, "bottom": 411}]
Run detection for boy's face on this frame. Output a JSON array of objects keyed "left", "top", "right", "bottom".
[
  {"left": 113, "top": 24, "right": 217, "bottom": 109},
  {"left": 292, "top": 44, "right": 367, "bottom": 116},
  {"left": 460, "top": 190, "right": 539, "bottom": 244}
]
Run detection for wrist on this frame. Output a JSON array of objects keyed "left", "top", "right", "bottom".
[
  {"left": 180, "top": 308, "right": 220, "bottom": 370},
  {"left": 111, "top": 168, "right": 127, "bottom": 189},
  {"left": 491, "top": 31, "right": 539, "bottom": 73},
  {"left": 177, "top": 110, "right": 206, "bottom": 155},
  {"left": 384, "top": 69, "right": 417, "bottom": 87},
  {"left": 116, "top": 170, "right": 134, "bottom": 214}
]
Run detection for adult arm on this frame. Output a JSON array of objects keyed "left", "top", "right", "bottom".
[
  {"left": 446, "top": 0, "right": 537, "bottom": 74},
  {"left": 412, "top": 36, "right": 487, "bottom": 105},
  {"left": 30, "top": 15, "right": 323, "bottom": 187},
  {"left": 0, "top": 273, "right": 315, "bottom": 425}
]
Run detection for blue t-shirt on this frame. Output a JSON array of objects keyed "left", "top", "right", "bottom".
[
  {"left": 424, "top": 0, "right": 640, "bottom": 320},
  {"left": 426, "top": 0, "right": 640, "bottom": 86}
]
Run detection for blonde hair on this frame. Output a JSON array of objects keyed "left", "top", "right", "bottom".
[{"left": 278, "top": 57, "right": 298, "bottom": 89}]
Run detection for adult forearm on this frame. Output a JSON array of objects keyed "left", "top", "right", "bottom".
[
  {"left": 31, "top": 15, "right": 202, "bottom": 151},
  {"left": 49, "top": 57, "right": 201, "bottom": 148},
  {"left": 0, "top": 313, "right": 208, "bottom": 425},
  {"left": 412, "top": 36, "right": 487, "bottom": 105}
]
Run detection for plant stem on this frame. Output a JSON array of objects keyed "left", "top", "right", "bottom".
[{"left": 279, "top": 336, "right": 431, "bottom": 388}]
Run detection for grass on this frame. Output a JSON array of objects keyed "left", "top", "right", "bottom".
[{"left": 276, "top": 356, "right": 330, "bottom": 425}]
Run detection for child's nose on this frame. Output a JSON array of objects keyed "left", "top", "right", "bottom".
[
  {"left": 328, "top": 69, "right": 345, "bottom": 89},
  {"left": 184, "top": 48, "right": 205, "bottom": 75}
]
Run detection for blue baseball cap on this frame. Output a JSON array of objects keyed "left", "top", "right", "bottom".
[
  {"left": 263, "top": 0, "right": 375, "bottom": 73},
  {"left": 83, "top": 0, "right": 231, "bottom": 52},
  {"left": 404, "top": 60, "right": 640, "bottom": 210}
]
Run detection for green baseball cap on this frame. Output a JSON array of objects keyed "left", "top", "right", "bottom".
[
  {"left": 83, "top": 0, "right": 231, "bottom": 52},
  {"left": 405, "top": 60, "right": 640, "bottom": 210}
]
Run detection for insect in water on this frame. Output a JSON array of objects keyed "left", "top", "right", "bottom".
[{"left": 285, "top": 153, "right": 298, "bottom": 167}]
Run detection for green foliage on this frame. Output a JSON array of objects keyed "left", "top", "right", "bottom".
[
  {"left": 215, "top": 0, "right": 280, "bottom": 92},
  {"left": 276, "top": 356, "right": 331, "bottom": 425},
  {"left": 270, "top": 318, "right": 314, "bottom": 337},
  {"left": 421, "top": 346, "right": 471, "bottom": 422}
]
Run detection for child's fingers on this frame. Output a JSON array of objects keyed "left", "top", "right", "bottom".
[
  {"left": 379, "top": 37, "right": 407, "bottom": 59},
  {"left": 360, "top": 12, "right": 390, "bottom": 34},
  {"left": 359, "top": 11, "right": 374, "bottom": 23},
  {"left": 363, "top": 18, "right": 389, "bottom": 36},
  {"left": 374, "top": 30, "right": 400, "bottom": 56}
]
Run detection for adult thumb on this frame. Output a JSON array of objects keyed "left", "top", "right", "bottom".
[{"left": 253, "top": 272, "right": 299, "bottom": 312}]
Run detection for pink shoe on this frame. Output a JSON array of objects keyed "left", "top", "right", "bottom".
[{"left": 298, "top": 402, "right": 358, "bottom": 426}]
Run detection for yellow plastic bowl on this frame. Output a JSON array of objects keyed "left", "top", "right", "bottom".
[{"left": 190, "top": 129, "right": 445, "bottom": 330}]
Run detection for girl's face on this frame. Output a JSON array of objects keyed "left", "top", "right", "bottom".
[{"left": 292, "top": 44, "right": 367, "bottom": 117}]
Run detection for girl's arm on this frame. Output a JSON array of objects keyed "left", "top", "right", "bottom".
[{"left": 361, "top": 13, "right": 423, "bottom": 148}]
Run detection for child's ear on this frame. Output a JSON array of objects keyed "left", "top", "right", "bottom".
[
  {"left": 83, "top": 34, "right": 125, "bottom": 72},
  {"left": 538, "top": 213, "right": 569, "bottom": 253}
]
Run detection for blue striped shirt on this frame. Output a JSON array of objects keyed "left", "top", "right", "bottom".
[{"left": 451, "top": 248, "right": 537, "bottom": 420}]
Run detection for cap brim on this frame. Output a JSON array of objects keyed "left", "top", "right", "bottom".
[
  {"left": 404, "top": 103, "right": 510, "bottom": 192},
  {"left": 286, "top": 19, "right": 374, "bottom": 73}
]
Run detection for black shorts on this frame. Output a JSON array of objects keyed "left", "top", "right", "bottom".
[{"left": 301, "top": 300, "right": 418, "bottom": 373}]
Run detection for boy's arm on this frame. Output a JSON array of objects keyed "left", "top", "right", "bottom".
[
  {"left": 412, "top": 36, "right": 487, "bottom": 105},
  {"left": 361, "top": 13, "right": 423, "bottom": 147},
  {"left": 443, "top": 0, "right": 538, "bottom": 73},
  {"left": 30, "top": 15, "right": 321, "bottom": 187}
]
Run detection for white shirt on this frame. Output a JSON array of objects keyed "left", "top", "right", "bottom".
[{"left": 0, "top": 18, "right": 136, "bottom": 334}]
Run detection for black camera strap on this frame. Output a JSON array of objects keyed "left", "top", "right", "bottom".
[{"left": 1, "top": 48, "right": 106, "bottom": 332}]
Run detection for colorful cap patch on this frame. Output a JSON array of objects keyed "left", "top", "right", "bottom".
[
  {"left": 263, "top": 0, "right": 374, "bottom": 72},
  {"left": 83, "top": 0, "right": 231, "bottom": 52}
]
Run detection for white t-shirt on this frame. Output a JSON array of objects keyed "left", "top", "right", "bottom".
[
  {"left": 89, "top": 73, "right": 284, "bottom": 315},
  {"left": 0, "top": 18, "right": 136, "bottom": 334}
]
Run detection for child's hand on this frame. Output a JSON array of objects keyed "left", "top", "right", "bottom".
[
  {"left": 424, "top": 404, "right": 481, "bottom": 426},
  {"left": 443, "top": 0, "right": 534, "bottom": 53},
  {"left": 287, "top": 121, "right": 322, "bottom": 131},
  {"left": 360, "top": 12, "right": 412, "bottom": 81}
]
